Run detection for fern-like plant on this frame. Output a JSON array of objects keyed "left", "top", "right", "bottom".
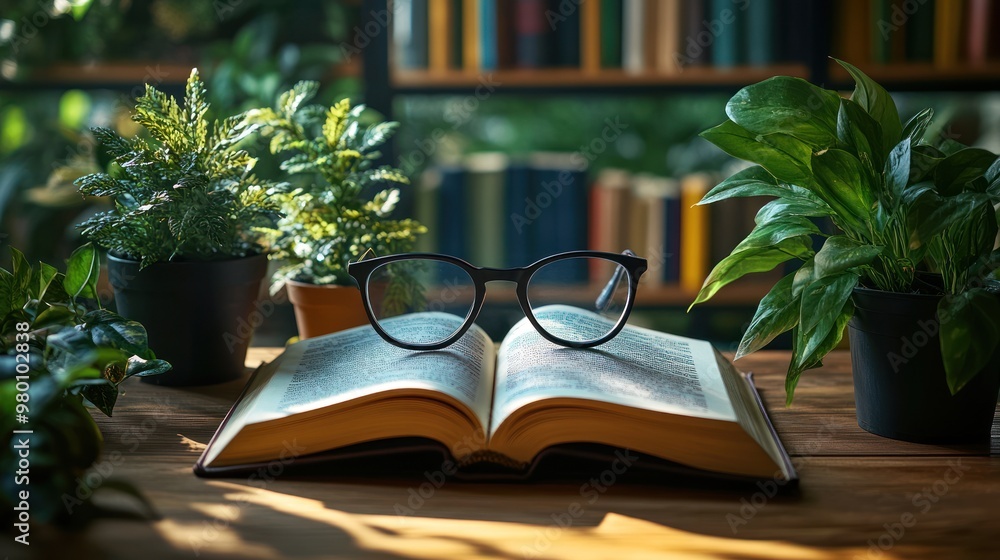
[
  {"left": 76, "top": 69, "right": 280, "bottom": 268},
  {"left": 245, "top": 82, "right": 426, "bottom": 289}
]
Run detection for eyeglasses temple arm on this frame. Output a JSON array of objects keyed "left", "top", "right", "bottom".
[{"left": 594, "top": 250, "right": 637, "bottom": 312}]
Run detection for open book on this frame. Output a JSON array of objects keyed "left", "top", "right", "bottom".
[{"left": 195, "top": 306, "right": 795, "bottom": 482}]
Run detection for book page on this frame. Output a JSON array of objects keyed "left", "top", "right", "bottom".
[
  {"left": 491, "top": 305, "right": 737, "bottom": 435},
  {"left": 246, "top": 313, "right": 495, "bottom": 433}
]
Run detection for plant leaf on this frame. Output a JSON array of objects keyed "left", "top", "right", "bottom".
[
  {"left": 65, "top": 243, "right": 101, "bottom": 300},
  {"left": 884, "top": 137, "right": 911, "bottom": 206},
  {"left": 691, "top": 235, "right": 815, "bottom": 307},
  {"left": 901, "top": 108, "right": 933, "bottom": 144},
  {"left": 698, "top": 166, "right": 786, "bottom": 204},
  {"left": 835, "top": 58, "right": 902, "bottom": 158},
  {"left": 81, "top": 382, "right": 119, "bottom": 417},
  {"left": 726, "top": 76, "right": 841, "bottom": 148},
  {"left": 837, "top": 98, "right": 883, "bottom": 169},
  {"left": 932, "top": 148, "right": 997, "bottom": 196},
  {"left": 810, "top": 148, "right": 876, "bottom": 232},
  {"left": 938, "top": 288, "right": 1000, "bottom": 394},
  {"left": 700, "top": 120, "right": 815, "bottom": 187},
  {"left": 736, "top": 272, "right": 800, "bottom": 359},
  {"left": 785, "top": 299, "right": 854, "bottom": 405},
  {"left": 125, "top": 356, "right": 172, "bottom": 378},
  {"left": 812, "top": 236, "right": 883, "bottom": 279}
]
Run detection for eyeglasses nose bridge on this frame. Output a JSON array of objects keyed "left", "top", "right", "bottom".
[{"left": 476, "top": 267, "right": 527, "bottom": 283}]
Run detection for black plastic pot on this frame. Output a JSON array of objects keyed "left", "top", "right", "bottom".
[
  {"left": 107, "top": 253, "right": 268, "bottom": 386},
  {"left": 848, "top": 286, "right": 1000, "bottom": 443}
]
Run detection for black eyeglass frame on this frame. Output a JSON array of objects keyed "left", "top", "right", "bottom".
[{"left": 347, "top": 250, "right": 648, "bottom": 351}]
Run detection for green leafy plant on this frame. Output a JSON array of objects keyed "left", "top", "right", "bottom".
[
  {"left": 691, "top": 59, "right": 1000, "bottom": 403},
  {"left": 75, "top": 69, "right": 280, "bottom": 268},
  {"left": 1, "top": 243, "right": 170, "bottom": 524},
  {"left": 245, "top": 82, "right": 426, "bottom": 290}
]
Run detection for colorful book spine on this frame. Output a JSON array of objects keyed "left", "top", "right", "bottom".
[
  {"left": 655, "top": 0, "right": 682, "bottom": 74},
  {"left": 464, "top": 153, "right": 508, "bottom": 268},
  {"left": 415, "top": 168, "right": 441, "bottom": 253},
  {"left": 480, "top": 0, "right": 498, "bottom": 69},
  {"left": 452, "top": 0, "right": 465, "bottom": 68},
  {"left": 745, "top": 0, "right": 774, "bottom": 66},
  {"left": 934, "top": 0, "right": 964, "bottom": 67},
  {"left": 428, "top": 0, "right": 453, "bottom": 72},
  {"left": 505, "top": 162, "right": 534, "bottom": 267},
  {"left": 681, "top": 0, "right": 709, "bottom": 66},
  {"left": 600, "top": 0, "right": 623, "bottom": 68},
  {"left": 709, "top": 0, "right": 741, "bottom": 68},
  {"left": 680, "top": 173, "right": 712, "bottom": 294},
  {"left": 661, "top": 179, "right": 682, "bottom": 283},
  {"left": 462, "top": 0, "right": 481, "bottom": 70},
  {"left": 966, "top": 0, "right": 991, "bottom": 65},
  {"left": 515, "top": 0, "right": 548, "bottom": 67},
  {"left": 588, "top": 169, "right": 631, "bottom": 282},
  {"left": 437, "top": 166, "right": 468, "bottom": 260},
  {"left": 581, "top": 0, "right": 601, "bottom": 72},
  {"left": 530, "top": 154, "right": 589, "bottom": 280},
  {"left": 394, "top": 0, "right": 429, "bottom": 69},
  {"left": 622, "top": 0, "right": 646, "bottom": 73}
]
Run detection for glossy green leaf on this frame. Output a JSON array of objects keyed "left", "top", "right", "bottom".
[
  {"left": 81, "top": 382, "right": 119, "bottom": 417},
  {"left": 810, "top": 148, "right": 876, "bottom": 232},
  {"left": 933, "top": 148, "right": 998, "bottom": 196},
  {"left": 732, "top": 218, "right": 822, "bottom": 253},
  {"left": 836, "top": 98, "right": 883, "bottom": 169},
  {"left": 901, "top": 108, "right": 933, "bottom": 144},
  {"left": 691, "top": 235, "right": 815, "bottom": 307},
  {"left": 938, "top": 289, "right": 1000, "bottom": 394},
  {"left": 32, "top": 304, "right": 77, "bottom": 329},
  {"left": 726, "top": 76, "right": 842, "bottom": 148},
  {"left": 909, "top": 144, "right": 945, "bottom": 183},
  {"left": 884, "top": 138, "right": 911, "bottom": 205},
  {"left": 785, "top": 299, "right": 854, "bottom": 405},
  {"left": 698, "top": 166, "right": 786, "bottom": 204},
  {"left": 10, "top": 247, "right": 32, "bottom": 297},
  {"left": 835, "top": 59, "right": 902, "bottom": 158},
  {"left": 700, "top": 120, "right": 815, "bottom": 187},
  {"left": 85, "top": 317, "right": 150, "bottom": 358},
  {"left": 736, "top": 272, "right": 799, "bottom": 359},
  {"left": 755, "top": 194, "right": 833, "bottom": 225},
  {"left": 813, "top": 236, "right": 883, "bottom": 280},
  {"left": 64, "top": 243, "right": 101, "bottom": 300},
  {"left": 125, "top": 356, "right": 172, "bottom": 378},
  {"left": 798, "top": 271, "right": 859, "bottom": 348}
]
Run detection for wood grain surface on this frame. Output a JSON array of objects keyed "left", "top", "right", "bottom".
[{"left": 7, "top": 350, "right": 999, "bottom": 560}]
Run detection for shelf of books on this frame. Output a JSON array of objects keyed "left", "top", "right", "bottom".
[
  {"left": 828, "top": 0, "right": 1000, "bottom": 89},
  {"left": 390, "top": 0, "right": 816, "bottom": 92},
  {"left": 415, "top": 153, "right": 780, "bottom": 309}
]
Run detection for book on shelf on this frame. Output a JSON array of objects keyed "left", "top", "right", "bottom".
[
  {"left": 550, "top": 0, "right": 581, "bottom": 67},
  {"left": 745, "top": 0, "right": 775, "bottom": 67},
  {"left": 934, "top": 0, "right": 964, "bottom": 67},
  {"left": 622, "top": 0, "right": 646, "bottom": 74},
  {"left": 195, "top": 306, "right": 797, "bottom": 483},
  {"left": 428, "top": 0, "right": 455, "bottom": 72},
  {"left": 709, "top": 0, "right": 741, "bottom": 68},
  {"left": 966, "top": 0, "right": 992, "bottom": 65},
  {"left": 680, "top": 173, "right": 713, "bottom": 294},
  {"left": 393, "top": 0, "right": 429, "bottom": 69},
  {"left": 601, "top": 0, "right": 624, "bottom": 68},
  {"left": 905, "top": 0, "right": 934, "bottom": 62},
  {"left": 514, "top": 0, "right": 548, "bottom": 68},
  {"left": 464, "top": 152, "right": 508, "bottom": 268},
  {"left": 871, "top": 0, "right": 892, "bottom": 64}
]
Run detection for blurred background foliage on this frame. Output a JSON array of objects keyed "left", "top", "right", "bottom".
[{"left": 1, "top": 0, "right": 999, "bottom": 273}]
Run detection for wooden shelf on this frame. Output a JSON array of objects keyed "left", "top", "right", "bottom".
[
  {"left": 828, "top": 61, "right": 1000, "bottom": 90},
  {"left": 390, "top": 64, "right": 810, "bottom": 93}
]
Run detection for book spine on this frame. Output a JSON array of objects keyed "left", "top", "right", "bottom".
[
  {"left": 680, "top": 174, "right": 711, "bottom": 294},
  {"left": 600, "top": 0, "right": 623, "bottom": 68},
  {"left": 531, "top": 167, "right": 588, "bottom": 278},
  {"left": 515, "top": 0, "right": 548, "bottom": 68},
  {"left": 709, "top": 0, "right": 740, "bottom": 68},
  {"left": 497, "top": 0, "right": 515, "bottom": 68},
  {"left": 466, "top": 166, "right": 507, "bottom": 268},
  {"left": 581, "top": 0, "right": 601, "bottom": 72},
  {"left": 505, "top": 163, "right": 533, "bottom": 266},
  {"left": 655, "top": 0, "right": 682, "bottom": 74},
  {"left": 550, "top": 0, "right": 581, "bottom": 67},
  {"left": 437, "top": 166, "right": 468, "bottom": 260},
  {"left": 480, "top": 0, "right": 498, "bottom": 69},
  {"left": 463, "top": 0, "right": 481, "bottom": 70},
  {"left": 966, "top": 0, "right": 991, "bottom": 65},
  {"left": 904, "top": 0, "right": 934, "bottom": 62},
  {"left": 428, "top": 0, "right": 453, "bottom": 72},
  {"left": 871, "top": 0, "right": 891, "bottom": 64},
  {"left": 394, "top": 0, "right": 426, "bottom": 69},
  {"left": 622, "top": 0, "right": 645, "bottom": 73},
  {"left": 680, "top": 0, "right": 710, "bottom": 66},
  {"left": 415, "top": 169, "right": 441, "bottom": 253},
  {"left": 934, "top": 0, "right": 964, "bottom": 67},
  {"left": 745, "top": 0, "right": 774, "bottom": 66},
  {"left": 662, "top": 181, "right": 682, "bottom": 284},
  {"left": 452, "top": 0, "right": 465, "bottom": 68}
]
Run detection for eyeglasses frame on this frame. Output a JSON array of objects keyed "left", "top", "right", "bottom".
[{"left": 347, "top": 250, "right": 648, "bottom": 351}]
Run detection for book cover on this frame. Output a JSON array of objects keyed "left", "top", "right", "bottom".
[
  {"left": 601, "top": 0, "right": 624, "bottom": 68},
  {"left": 587, "top": 168, "right": 631, "bottom": 282},
  {"left": 622, "top": 0, "right": 646, "bottom": 73},
  {"left": 745, "top": 0, "right": 774, "bottom": 66},
  {"left": 428, "top": 0, "right": 454, "bottom": 72},
  {"left": 437, "top": 165, "right": 469, "bottom": 260},
  {"left": 710, "top": 0, "right": 741, "bottom": 69},
  {"left": 505, "top": 161, "right": 534, "bottom": 267},
  {"left": 465, "top": 153, "right": 508, "bottom": 268},
  {"left": 662, "top": 178, "right": 682, "bottom": 283},
  {"left": 481, "top": 0, "right": 498, "bottom": 69},
  {"left": 530, "top": 154, "right": 589, "bottom": 280},
  {"left": 514, "top": 0, "right": 549, "bottom": 68},
  {"left": 680, "top": 173, "right": 712, "bottom": 294},
  {"left": 550, "top": 0, "right": 581, "bottom": 67},
  {"left": 934, "top": 0, "right": 964, "bottom": 67}
]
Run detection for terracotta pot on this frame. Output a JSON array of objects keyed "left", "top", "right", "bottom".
[{"left": 285, "top": 280, "right": 371, "bottom": 339}]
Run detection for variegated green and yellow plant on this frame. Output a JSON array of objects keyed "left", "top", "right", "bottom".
[
  {"left": 691, "top": 59, "right": 1000, "bottom": 403},
  {"left": 246, "top": 83, "right": 426, "bottom": 290}
]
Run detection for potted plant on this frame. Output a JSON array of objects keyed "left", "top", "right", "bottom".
[
  {"left": 691, "top": 59, "right": 1000, "bottom": 443},
  {"left": 76, "top": 69, "right": 280, "bottom": 386},
  {"left": 245, "top": 82, "right": 426, "bottom": 338},
  {"left": 1, "top": 244, "right": 168, "bottom": 525}
]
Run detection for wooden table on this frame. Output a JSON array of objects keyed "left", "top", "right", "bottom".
[{"left": 9, "top": 350, "right": 1000, "bottom": 559}]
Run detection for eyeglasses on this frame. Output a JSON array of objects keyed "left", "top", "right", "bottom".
[{"left": 347, "top": 250, "right": 647, "bottom": 350}]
